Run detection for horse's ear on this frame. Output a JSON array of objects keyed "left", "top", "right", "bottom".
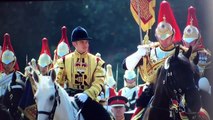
[
  {"left": 193, "top": 52, "right": 199, "bottom": 65},
  {"left": 49, "top": 70, "right": 56, "bottom": 82},
  {"left": 183, "top": 46, "right": 192, "bottom": 59},
  {"left": 33, "top": 71, "right": 39, "bottom": 83},
  {"left": 174, "top": 45, "right": 180, "bottom": 58},
  {"left": 164, "top": 57, "right": 170, "bottom": 70}
]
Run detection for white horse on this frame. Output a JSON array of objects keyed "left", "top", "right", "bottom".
[{"left": 32, "top": 70, "right": 84, "bottom": 120}]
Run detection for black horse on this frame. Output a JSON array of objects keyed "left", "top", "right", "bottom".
[
  {"left": 0, "top": 103, "right": 13, "bottom": 120},
  {"left": 142, "top": 46, "right": 202, "bottom": 120},
  {"left": 2, "top": 72, "right": 25, "bottom": 120}
]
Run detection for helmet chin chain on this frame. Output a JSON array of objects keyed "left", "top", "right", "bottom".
[
  {"left": 192, "top": 37, "right": 201, "bottom": 50},
  {"left": 5, "top": 57, "right": 16, "bottom": 74},
  {"left": 10, "top": 58, "right": 16, "bottom": 71},
  {"left": 159, "top": 31, "right": 174, "bottom": 50},
  {"left": 184, "top": 34, "right": 201, "bottom": 50}
]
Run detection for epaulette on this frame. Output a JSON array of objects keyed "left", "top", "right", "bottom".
[
  {"left": 96, "top": 57, "right": 105, "bottom": 68},
  {"left": 198, "top": 48, "right": 212, "bottom": 56},
  {"left": 56, "top": 57, "right": 65, "bottom": 69}
]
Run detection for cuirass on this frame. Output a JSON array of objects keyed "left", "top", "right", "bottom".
[{"left": 139, "top": 47, "right": 175, "bottom": 83}]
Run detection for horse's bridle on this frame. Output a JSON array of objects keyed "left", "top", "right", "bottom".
[
  {"left": 162, "top": 60, "right": 198, "bottom": 119},
  {"left": 37, "top": 83, "right": 61, "bottom": 120},
  {"left": 7, "top": 73, "right": 24, "bottom": 103}
]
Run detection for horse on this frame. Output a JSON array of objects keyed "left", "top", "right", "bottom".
[
  {"left": 33, "top": 69, "right": 112, "bottom": 120},
  {"left": 2, "top": 72, "right": 26, "bottom": 120},
  {"left": 142, "top": 46, "right": 202, "bottom": 120},
  {"left": 0, "top": 103, "right": 13, "bottom": 120}
]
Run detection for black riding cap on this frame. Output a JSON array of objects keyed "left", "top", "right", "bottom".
[{"left": 71, "top": 26, "right": 92, "bottom": 42}]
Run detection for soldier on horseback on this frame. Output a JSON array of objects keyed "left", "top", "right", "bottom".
[
  {"left": 37, "top": 37, "right": 53, "bottom": 76},
  {"left": 19, "top": 37, "right": 53, "bottom": 120},
  {"left": 0, "top": 33, "right": 25, "bottom": 119},
  {"left": 123, "top": 1, "right": 182, "bottom": 119},
  {"left": 56, "top": 26, "right": 105, "bottom": 108},
  {"left": 181, "top": 6, "right": 212, "bottom": 120},
  {"left": 182, "top": 6, "right": 211, "bottom": 94}
]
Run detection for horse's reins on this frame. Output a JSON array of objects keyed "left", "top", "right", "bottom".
[
  {"left": 164, "top": 65, "right": 184, "bottom": 120},
  {"left": 149, "top": 67, "right": 180, "bottom": 119},
  {"left": 163, "top": 57, "right": 198, "bottom": 119},
  {"left": 37, "top": 83, "right": 61, "bottom": 120},
  {"left": 5, "top": 72, "right": 25, "bottom": 118},
  {"left": 29, "top": 64, "right": 61, "bottom": 120}
]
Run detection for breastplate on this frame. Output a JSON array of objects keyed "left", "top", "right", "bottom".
[{"left": 139, "top": 47, "right": 175, "bottom": 83}]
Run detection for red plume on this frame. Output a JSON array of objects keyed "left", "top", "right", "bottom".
[
  {"left": 40, "top": 37, "right": 51, "bottom": 58},
  {"left": 186, "top": 6, "right": 204, "bottom": 49},
  {"left": 1, "top": 33, "right": 19, "bottom": 71},
  {"left": 158, "top": 1, "right": 182, "bottom": 43},
  {"left": 59, "top": 26, "right": 70, "bottom": 49}
]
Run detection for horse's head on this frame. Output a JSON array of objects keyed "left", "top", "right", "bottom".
[
  {"left": 164, "top": 46, "right": 201, "bottom": 113},
  {"left": 2, "top": 72, "right": 25, "bottom": 119},
  {"left": 33, "top": 70, "right": 59, "bottom": 120}
]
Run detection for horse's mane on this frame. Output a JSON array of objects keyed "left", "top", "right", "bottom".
[
  {"left": 36, "top": 76, "right": 73, "bottom": 106},
  {"left": 35, "top": 75, "right": 82, "bottom": 120},
  {"left": 54, "top": 80, "right": 75, "bottom": 104},
  {"left": 53, "top": 80, "right": 69, "bottom": 98}
]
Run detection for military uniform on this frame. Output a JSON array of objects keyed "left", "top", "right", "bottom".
[
  {"left": 19, "top": 37, "right": 53, "bottom": 120},
  {"left": 139, "top": 42, "right": 176, "bottom": 83},
  {"left": 0, "top": 72, "right": 25, "bottom": 96},
  {"left": 182, "top": 6, "right": 211, "bottom": 78},
  {"left": 58, "top": 26, "right": 106, "bottom": 107},
  {"left": 56, "top": 50, "right": 105, "bottom": 100},
  {"left": 118, "top": 70, "right": 139, "bottom": 111},
  {"left": 0, "top": 33, "right": 25, "bottom": 120},
  {"left": 118, "top": 86, "right": 138, "bottom": 110},
  {"left": 108, "top": 96, "right": 128, "bottom": 120},
  {"left": 0, "top": 33, "right": 24, "bottom": 97}
]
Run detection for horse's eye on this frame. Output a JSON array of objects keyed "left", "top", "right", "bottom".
[{"left": 49, "top": 95, "right": 54, "bottom": 101}]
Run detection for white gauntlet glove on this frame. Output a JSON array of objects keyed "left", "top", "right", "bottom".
[
  {"left": 74, "top": 93, "right": 88, "bottom": 108},
  {"left": 31, "top": 58, "right": 38, "bottom": 70},
  {"left": 136, "top": 45, "right": 150, "bottom": 57},
  {"left": 75, "top": 93, "right": 88, "bottom": 102},
  {"left": 126, "top": 45, "right": 150, "bottom": 70}
]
